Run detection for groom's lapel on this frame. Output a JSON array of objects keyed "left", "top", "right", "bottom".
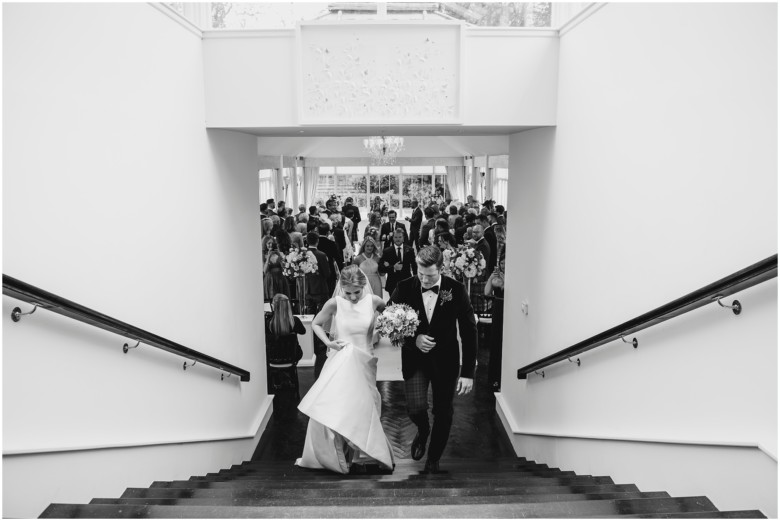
[
  {"left": 411, "top": 278, "right": 429, "bottom": 330},
  {"left": 427, "top": 277, "right": 447, "bottom": 329}
]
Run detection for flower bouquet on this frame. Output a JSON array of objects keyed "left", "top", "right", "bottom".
[
  {"left": 446, "top": 244, "right": 486, "bottom": 281},
  {"left": 375, "top": 303, "right": 421, "bottom": 348},
  {"left": 282, "top": 246, "right": 318, "bottom": 314}
]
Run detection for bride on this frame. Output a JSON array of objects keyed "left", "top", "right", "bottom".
[{"left": 295, "top": 264, "right": 395, "bottom": 473}]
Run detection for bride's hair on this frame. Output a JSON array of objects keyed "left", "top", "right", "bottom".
[{"left": 340, "top": 264, "right": 367, "bottom": 288}]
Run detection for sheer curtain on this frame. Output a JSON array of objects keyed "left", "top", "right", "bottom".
[
  {"left": 484, "top": 167, "right": 494, "bottom": 201},
  {"left": 302, "top": 167, "right": 320, "bottom": 208},
  {"left": 445, "top": 166, "right": 466, "bottom": 203}
]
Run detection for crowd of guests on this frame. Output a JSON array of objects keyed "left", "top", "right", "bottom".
[{"left": 261, "top": 193, "right": 508, "bottom": 390}]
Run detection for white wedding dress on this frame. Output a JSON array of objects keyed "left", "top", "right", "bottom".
[{"left": 295, "top": 292, "right": 395, "bottom": 473}]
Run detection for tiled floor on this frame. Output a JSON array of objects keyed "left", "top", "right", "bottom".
[{"left": 253, "top": 339, "right": 515, "bottom": 463}]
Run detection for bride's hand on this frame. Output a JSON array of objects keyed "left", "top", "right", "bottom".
[{"left": 327, "top": 339, "right": 347, "bottom": 351}]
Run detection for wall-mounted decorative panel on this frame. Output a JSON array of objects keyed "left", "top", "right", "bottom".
[{"left": 297, "top": 22, "right": 463, "bottom": 125}]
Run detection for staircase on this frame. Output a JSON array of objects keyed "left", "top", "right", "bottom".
[{"left": 40, "top": 457, "right": 765, "bottom": 518}]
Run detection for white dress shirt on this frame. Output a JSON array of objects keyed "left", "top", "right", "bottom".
[{"left": 421, "top": 275, "right": 442, "bottom": 323}]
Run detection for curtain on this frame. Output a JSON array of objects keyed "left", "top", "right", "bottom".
[
  {"left": 274, "top": 168, "right": 285, "bottom": 203},
  {"left": 445, "top": 166, "right": 466, "bottom": 204},
  {"left": 290, "top": 166, "right": 299, "bottom": 210},
  {"left": 302, "top": 167, "right": 320, "bottom": 208},
  {"left": 484, "top": 167, "right": 494, "bottom": 201},
  {"left": 470, "top": 165, "right": 480, "bottom": 202}
]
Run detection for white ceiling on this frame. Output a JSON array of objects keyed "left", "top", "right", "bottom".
[{"left": 225, "top": 125, "right": 540, "bottom": 137}]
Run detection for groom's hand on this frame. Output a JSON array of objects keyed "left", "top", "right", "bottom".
[
  {"left": 456, "top": 377, "right": 474, "bottom": 395},
  {"left": 415, "top": 334, "right": 436, "bottom": 353}
]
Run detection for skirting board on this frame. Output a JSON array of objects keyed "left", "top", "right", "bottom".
[{"left": 494, "top": 393, "right": 778, "bottom": 518}]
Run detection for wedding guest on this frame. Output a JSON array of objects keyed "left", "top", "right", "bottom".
[
  {"left": 307, "top": 206, "right": 320, "bottom": 232},
  {"left": 330, "top": 213, "right": 349, "bottom": 262},
  {"left": 269, "top": 214, "right": 281, "bottom": 232},
  {"left": 316, "top": 222, "right": 342, "bottom": 294},
  {"left": 342, "top": 197, "right": 361, "bottom": 243},
  {"left": 484, "top": 212, "right": 499, "bottom": 271},
  {"left": 447, "top": 205, "right": 459, "bottom": 228},
  {"left": 260, "top": 202, "right": 269, "bottom": 216},
  {"left": 431, "top": 218, "right": 450, "bottom": 246},
  {"left": 284, "top": 216, "right": 302, "bottom": 251},
  {"left": 264, "top": 251, "right": 290, "bottom": 301},
  {"left": 266, "top": 198, "right": 276, "bottom": 216},
  {"left": 495, "top": 204, "right": 505, "bottom": 218},
  {"left": 452, "top": 216, "right": 465, "bottom": 245},
  {"left": 305, "top": 232, "right": 331, "bottom": 379},
  {"left": 437, "top": 232, "right": 457, "bottom": 251},
  {"left": 274, "top": 228, "right": 292, "bottom": 255},
  {"left": 265, "top": 294, "right": 305, "bottom": 396},
  {"left": 342, "top": 211, "right": 355, "bottom": 250},
  {"left": 378, "top": 229, "right": 416, "bottom": 296},
  {"left": 290, "top": 231, "right": 305, "bottom": 250},
  {"left": 297, "top": 204, "right": 307, "bottom": 218},
  {"left": 484, "top": 254, "right": 505, "bottom": 392},
  {"left": 380, "top": 209, "right": 408, "bottom": 249},
  {"left": 364, "top": 226, "right": 380, "bottom": 244},
  {"left": 406, "top": 199, "right": 423, "bottom": 249},
  {"left": 369, "top": 211, "right": 383, "bottom": 231},
  {"left": 494, "top": 225, "right": 506, "bottom": 260},
  {"left": 261, "top": 219, "right": 276, "bottom": 262},
  {"left": 468, "top": 224, "right": 492, "bottom": 313},
  {"left": 352, "top": 236, "right": 383, "bottom": 298},
  {"left": 417, "top": 206, "right": 437, "bottom": 250}
]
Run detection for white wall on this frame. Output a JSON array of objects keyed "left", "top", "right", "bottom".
[
  {"left": 501, "top": 3, "right": 777, "bottom": 516},
  {"left": 2, "top": 4, "right": 269, "bottom": 517},
  {"left": 203, "top": 27, "right": 558, "bottom": 128}
]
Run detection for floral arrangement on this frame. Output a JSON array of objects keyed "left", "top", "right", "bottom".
[
  {"left": 282, "top": 246, "right": 319, "bottom": 278},
  {"left": 375, "top": 303, "right": 421, "bottom": 348},
  {"left": 446, "top": 244, "right": 486, "bottom": 280}
]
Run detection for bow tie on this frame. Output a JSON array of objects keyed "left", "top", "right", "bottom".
[{"left": 422, "top": 285, "right": 439, "bottom": 294}]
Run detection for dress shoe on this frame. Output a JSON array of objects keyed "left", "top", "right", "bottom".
[
  {"left": 423, "top": 459, "right": 441, "bottom": 474},
  {"left": 411, "top": 430, "right": 429, "bottom": 461}
]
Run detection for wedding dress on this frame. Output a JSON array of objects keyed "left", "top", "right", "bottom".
[{"left": 295, "top": 292, "right": 395, "bottom": 473}]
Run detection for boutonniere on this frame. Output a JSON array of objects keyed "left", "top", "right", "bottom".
[{"left": 439, "top": 289, "right": 453, "bottom": 305}]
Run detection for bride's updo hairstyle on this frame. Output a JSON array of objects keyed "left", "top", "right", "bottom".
[{"left": 340, "top": 264, "right": 367, "bottom": 289}]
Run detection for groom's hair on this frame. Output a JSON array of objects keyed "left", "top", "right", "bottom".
[{"left": 416, "top": 246, "right": 443, "bottom": 269}]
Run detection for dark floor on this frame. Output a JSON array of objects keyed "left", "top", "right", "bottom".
[{"left": 252, "top": 337, "right": 515, "bottom": 462}]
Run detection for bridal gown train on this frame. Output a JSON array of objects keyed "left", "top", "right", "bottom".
[{"left": 295, "top": 293, "right": 395, "bottom": 473}]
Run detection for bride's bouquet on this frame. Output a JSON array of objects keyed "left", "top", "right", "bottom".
[
  {"left": 282, "top": 246, "right": 319, "bottom": 278},
  {"left": 446, "top": 244, "right": 486, "bottom": 280},
  {"left": 375, "top": 303, "right": 420, "bottom": 348}
]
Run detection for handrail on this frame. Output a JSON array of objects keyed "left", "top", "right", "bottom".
[
  {"left": 517, "top": 255, "right": 777, "bottom": 380},
  {"left": 3, "top": 274, "right": 250, "bottom": 382}
]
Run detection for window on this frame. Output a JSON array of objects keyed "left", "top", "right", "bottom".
[
  {"left": 258, "top": 169, "right": 274, "bottom": 205},
  {"left": 493, "top": 168, "right": 508, "bottom": 207}
]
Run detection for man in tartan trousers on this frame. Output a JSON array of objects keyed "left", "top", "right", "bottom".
[{"left": 388, "top": 246, "right": 478, "bottom": 473}]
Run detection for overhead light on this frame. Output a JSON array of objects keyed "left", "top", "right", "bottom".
[{"left": 363, "top": 136, "right": 404, "bottom": 166}]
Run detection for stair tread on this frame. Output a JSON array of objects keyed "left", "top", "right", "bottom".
[
  {"left": 149, "top": 475, "right": 616, "bottom": 489},
  {"left": 191, "top": 469, "right": 577, "bottom": 481},
  {"left": 39, "top": 497, "right": 720, "bottom": 518},
  {"left": 121, "top": 483, "right": 641, "bottom": 499},
  {"left": 594, "top": 511, "right": 766, "bottom": 519},
  {"left": 92, "top": 491, "right": 671, "bottom": 507}
]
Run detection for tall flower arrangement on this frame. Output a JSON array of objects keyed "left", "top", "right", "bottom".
[
  {"left": 445, "top": 244, "right": 486, "bottom": 293},
  {"left": 282, "top": 246, "right": 318, "bottom": 313}
]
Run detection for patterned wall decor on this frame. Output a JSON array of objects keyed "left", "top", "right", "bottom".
[{"left": 297, "top": 22, "right": 462, "bottom": 124}]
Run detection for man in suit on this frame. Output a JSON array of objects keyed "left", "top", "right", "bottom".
[
  {"left": 316, "top": 222, "right": 342, "bottom": 295},
  {"left": 468, "top": 224, "right": 492, "bottom": 314},
  {"left": 405, "top": 199, "right": 423, "bottom": 250},
  {"left": 306, "top": 205, "right": 320, "bottom": 233},
  {"left": 380, "top": 209, "right": 408, "bottom": 249},
  {"left": 417, "top": 206, "right": 437, "bottom": 250},
  {"left": 388, "top": 246, "right": 477, "bottom": 473},
  {"left": 342, "top": 197, "right": 361, "bottom": 243},
  {"left": 304, "top": 232, "right": 331, "bottom": 379},
  {"left": 378, "top": 229, "right": 416, "bottom": 296},
  {"left": 483, "top": 212, "right": 499, "bottom": 272}
]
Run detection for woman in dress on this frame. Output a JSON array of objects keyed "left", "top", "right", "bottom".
[
  {"left": 263, "top": 250, "right": 290, "bottom": 300},
  {"left": 265, "top": 294, "right": 305, "bottom": 396},
  {"left": 351, "top": 237, "right": 383, "bottom": 299},
  {"left": 296, "top": 265, "right": 395, "bottom": 474}
]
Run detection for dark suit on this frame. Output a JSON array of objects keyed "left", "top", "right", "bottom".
[
  {"left": 305, "top": 247, "right": 331, "bottom": 379},
  {"left": 484, "top": 224, "right": 498, "bottom": 271},
  {"left": 316, "top": 235, "right": 342, "bottom": 294},
  {"left": 306, "top": 215, "right": 320, "bottom": 233},
  {"left": 417, "top": 218, "right": 436, "bottom": 250},
  {"left": 380, "top": 221, "right": 408, "bottom": 249},
  {"left": 342, "top": 204, "right": 361, "bottom": 243},
  {"left": 388, "top": 275, "right": 477, "bottom": 464},
  {"left": 407, "top": 207, "right": 423, "bottom": 247},
  {"left": 378, "top": 243, "right": 416, "bottom": 295},
  {"left": 474, "top": 238, "right": 491, "bottom": 277}
]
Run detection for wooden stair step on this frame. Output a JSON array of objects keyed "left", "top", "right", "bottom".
[
  {"left": 38, "top": 496, "right": 720, "bottom": 518},
  {"left": 595, "top": 511, "right": 766, "bottom": 518},
  {"left": 121, "top": 483, "right": 642, "bottom": 500},
  {"left": 190, "top": 469, "right": 577, "bottom": 481},
  {"left": 149, "top": 475, "right": 616, "bottom": 489},
  {"left": 90, "top": 491, "right": 671, "bottom": 507}
]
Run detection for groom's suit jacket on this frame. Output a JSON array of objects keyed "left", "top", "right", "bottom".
[{"left": 388, "top": 275, "right": 477, "bottom": 381}]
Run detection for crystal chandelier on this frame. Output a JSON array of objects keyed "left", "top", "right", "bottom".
[{"left": 363, "top": 136, "right": 404, "bottom": 166}]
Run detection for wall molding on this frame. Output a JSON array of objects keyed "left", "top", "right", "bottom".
[
  {"left": 495, "top": 393, "right": 777, "bottom": 462},
  {"left": 203, "top": 29, "right": 295, "bottom": 39},
  {"left": 3, "top": 396, "right": 274, "bottom": 457},
  {"left": 466, "top": 27, "right": 558, "bottom": 38},
  {"left": 558, "top": 3, "right": 607, "bottom": 37},
  {"left": 147, "top": 3, "right": 203, "bottom": 38}
]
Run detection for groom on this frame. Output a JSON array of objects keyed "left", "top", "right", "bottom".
[{"left": 388, "top": 245, "right": 477, "bottom": 473}]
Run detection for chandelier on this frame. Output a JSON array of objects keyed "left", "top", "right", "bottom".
[{"left": 363, "top": 136, "right": 404, "bottom": 166}]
